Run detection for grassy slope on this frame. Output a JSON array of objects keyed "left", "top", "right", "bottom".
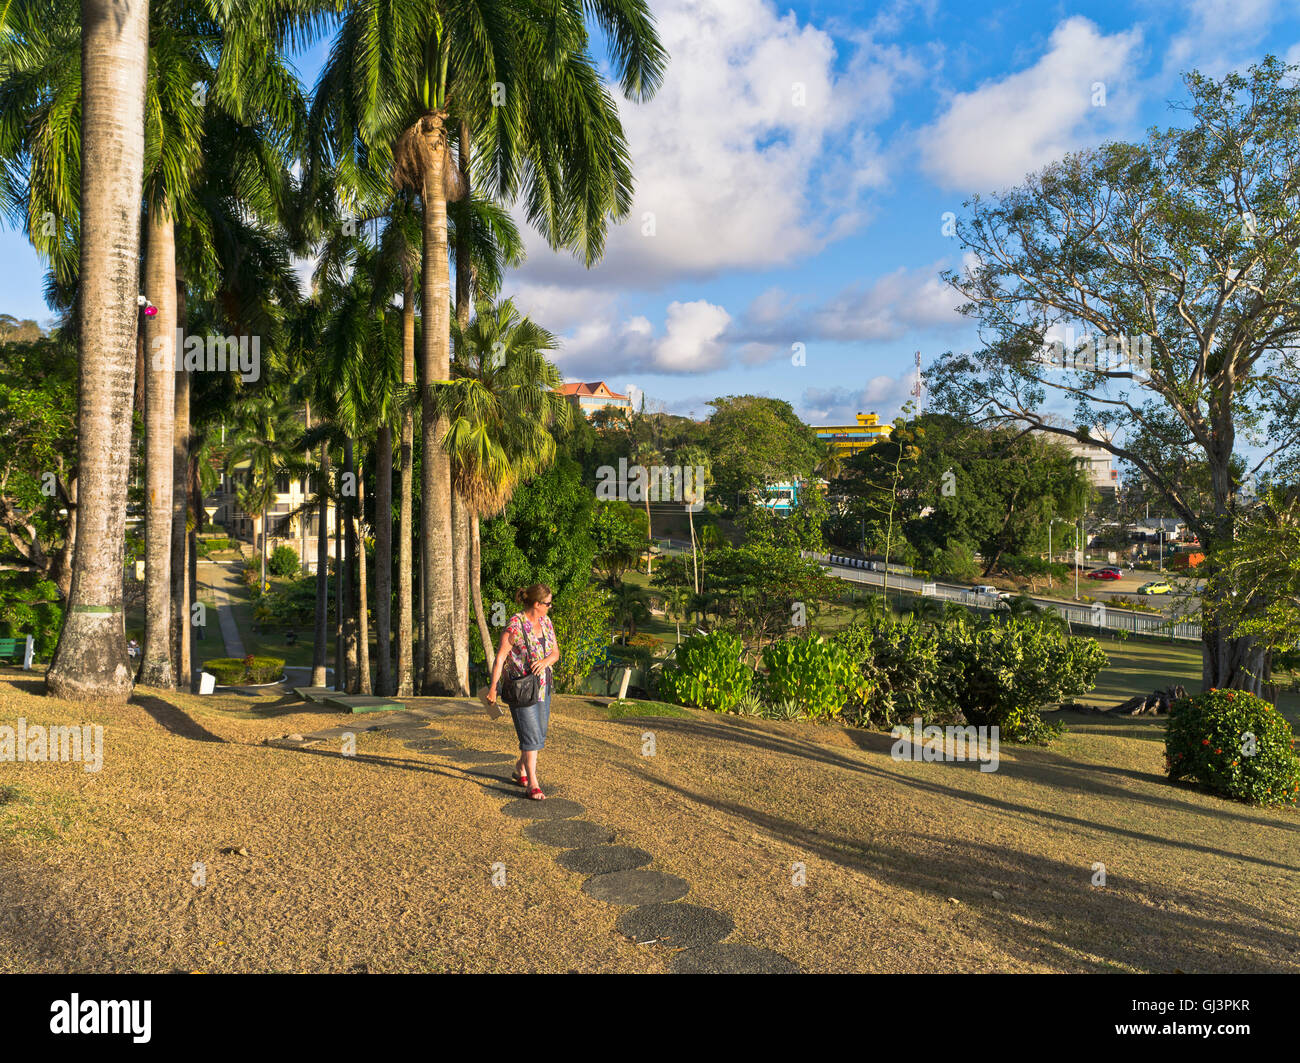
[{"left": 0, "top": 669, "right": 1295, "bottom": 973}]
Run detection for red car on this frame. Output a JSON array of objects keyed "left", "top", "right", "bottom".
[{"left": 1085, "top": 567, "right": 1122, "bottom": 580}]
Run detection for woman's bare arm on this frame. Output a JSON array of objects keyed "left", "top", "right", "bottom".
[{"left": 486, "top": 629, "right": 515, "bottom": 701}]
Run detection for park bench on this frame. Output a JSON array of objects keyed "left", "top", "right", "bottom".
[{"left": 0, "top": 635, "right": 35, "bottom": 670}]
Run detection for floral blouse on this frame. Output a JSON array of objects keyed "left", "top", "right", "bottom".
[{"left": 504, "top": 613, "right": 557, "bottom": 696}]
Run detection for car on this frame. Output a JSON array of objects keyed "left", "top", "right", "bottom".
[
  {"left": 1085, "top": 567, "right": 1122, "bottom": 580},
  {"left": 970, "top": 585, "right": 1000, "bottom": 597},
  {"left": 1138, "top": 580, "right": 1172, "bottom": 595}
]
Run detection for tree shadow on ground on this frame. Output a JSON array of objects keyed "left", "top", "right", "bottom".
[
  {"left": 130, "top": 695, "right": 224, "bottom": 743},
  {"left": 603, "top": 716, "right": 1300, "bottom": 862},
  {"left": 617, "top": 760, "right": 1300, "bottom": 973}
]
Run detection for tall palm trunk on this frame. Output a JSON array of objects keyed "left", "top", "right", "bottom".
[
  {"left": 172, "top": 271, "right": 192, "bottom": 689},
  {"left": 376, "top": 425, "right": 394, "bottom": 695},
  {"left": 644, "top": 493, "right": 653, "bottom": 575},
  {"left": 260, "top": 504, "right": 268, "bottom": 590},
  {"left": 47, "top": 0, "right": 150, "bottom": 702},
  {"left": 470, "top": 512, "right": 493, "bottom": 663},
  {"left": 396, "top": 274, "right": 415, "bottom": 697},
  {"left": 343, "top": 437, "right": 358, "bottom": 692},
  {"left": 140, "top": 205, "right": 175, "bottom": 688},
  {"left": 451, "top": 491, "right": 470, "bottom": 692},
  {"left": 334, "top": 461, "right": 346, "bottom": 691},
  {"left": 355, "top": 452, "right": 372, "bottom": 694},
  {"left": 310, "top": 442, "right": 330, "bottom": 687},
  {"left": 448, "top": 120, "right": 473, "bottom": 694},
  {"left": 688, "top": 504, "right": 699, "bottom": 594},
  {"left": 419, "top": 112, "right": 456, "bottom": 695}
]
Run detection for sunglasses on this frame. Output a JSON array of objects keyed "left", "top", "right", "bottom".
[{"left": 539, "top": 599, "right": 553, "bottom": 606}]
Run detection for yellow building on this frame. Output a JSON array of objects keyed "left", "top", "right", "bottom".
[{"left": 814, "top": 412, "right": 893, "bottom": 459}]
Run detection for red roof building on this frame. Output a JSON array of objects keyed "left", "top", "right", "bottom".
[{"left": 558, "top": 381, "right": 632, "bottom": 419}]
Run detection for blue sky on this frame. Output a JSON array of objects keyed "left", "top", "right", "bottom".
[{"left": 5, "top": 0, "right": 1300, "bottom": 426}]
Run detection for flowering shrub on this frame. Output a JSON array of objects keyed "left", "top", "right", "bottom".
[{"left": 1165, "top": 688, "right": 1300, "bottom": 807}]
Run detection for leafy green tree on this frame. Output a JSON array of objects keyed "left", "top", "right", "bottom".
[
  {"left": 591, "top": 501, "right": 647, "bottom": 588},
  {"left": 929, "top": 58, "right": 1300, "bottom": 693},
  {"left": 902, "top": 414, "right": 1090, "bottom": 575},
  {"left": 441, "top": 298, "right": 570, "bottom": 663},
  {"left": 0, "top": 335, "right": 78, "bottom": 598},
  {"left": 705, "top": 395, "right": 822, "bottom": 505},
  {"left": 479, "top": 455, "right": 595, "bottom": 625}
]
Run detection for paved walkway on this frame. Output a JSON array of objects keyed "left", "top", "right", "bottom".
[
  {"left": 213, "top": 585, "right": 246, "bottom": 658},
  {"left": 265, "top": 704, "right": 800, "bottom": 973}
]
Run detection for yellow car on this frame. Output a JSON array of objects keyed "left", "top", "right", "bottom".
[{"left": 1138, "top": 580, "right": 1172, "bottom": 595}]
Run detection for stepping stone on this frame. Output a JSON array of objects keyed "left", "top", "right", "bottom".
[
  {"left": 312, "top": 724, "right": 379, "bottom": 739},
  {"left": 582, "top": 869, "right": 688, "bottom": 906},
  {"left": 523, "top": 820, "right": 614, "bottom": 848},
  {"left": 440, "top": 749, "right": 512, "bottom": 764},
  {"left": 404, "top": 737, "right": 449, "bottom": 750},
  {"left": 616, "top": 903, "right": 735, "bottom": 948},
  {"left": 323, "top": 695, "right": 406, "bottom": 713},
  {"left": 264, "top": 735, "right": 321, "bottom": 750},
  {"left": 500, "top": 797, "right": 585, "bottom": 820},
  {"left": 557, "top": 846, "right": 652, "bottom": 875},
  {"left": 669, "top": 943, "right": 799, "bottom": 974},
  {"left": 293, "top": 686, "right": 336, "bottom": 703}
]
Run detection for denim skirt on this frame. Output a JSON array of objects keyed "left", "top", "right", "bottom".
[{"left": 508, "top": 672, "right": 552, "bottom": 752}]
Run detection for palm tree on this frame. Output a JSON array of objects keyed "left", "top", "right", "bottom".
[
  {"left": 662, "top": 585, "right": 690, "bottom": 644},
  {"left": 439, "top": 299, "right": 569, "bottom": 663},
  {"left": 225, "top": 393, "right": 305, "bottom": 591},
  {"left": 611, "top": 582, "right": 651, "bottom": 643},
  {"left": 3, "top": 0, "right": 318, "bottom": 692},
  {"left": 674, "top": 445, "right": 711, "bottom": 595},
  {"left": 313, "top": 0, "right": 665, "bottom": 694},
  {"left": 39, "top": 0, "right": 151, "bottom": 702},
  {"left": 631, "top": 441, "right": 662, "bottom": 574},
  {"left": 315, "top": 233, "right": 404, "bottom": 694}
]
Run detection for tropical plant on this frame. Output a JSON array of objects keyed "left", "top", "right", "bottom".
[
  {"left": 940, "top": 615, "right": 1108, "bottom": 743},
  {"left": 1165, "top": 688, "right": 1300, "bottom": 807},
  {"left": 759, "top": 634, "right": 866, "bottom": 721},
  {"left": 658, "top": 630, "right": 753, "bottom": 714}
]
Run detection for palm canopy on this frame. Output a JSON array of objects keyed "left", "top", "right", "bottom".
[
  {"left": 315, "top": 236, "right": 404, "bottom": 436},
  {"left": 438, "top": 297, "right": 570, "bottom": 515},
  {"left": 309, "top": 0, "right": 666, "bottom": 265},
  {"left": 0, "top": 0, "right": 319, "bottom": 285}
]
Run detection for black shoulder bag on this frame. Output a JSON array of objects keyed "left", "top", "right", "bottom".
[{"left": 502, "top": 623, "right": 541, "bottom": 709}]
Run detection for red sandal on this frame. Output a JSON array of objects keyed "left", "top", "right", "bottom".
[
  {"left": 511, "top": 768, "right": 529, "bottom": 787},
  {"left": 526, "top": 785, "right": 546, "bottom": 800}
]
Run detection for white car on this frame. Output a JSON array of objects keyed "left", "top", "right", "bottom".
[{"left": 971, "top": 585, "right": 1000, "bottom": 597}]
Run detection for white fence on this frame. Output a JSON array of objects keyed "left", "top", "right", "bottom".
[{"left": 803, "top": 551, "right": 1203, "bottom": 642}]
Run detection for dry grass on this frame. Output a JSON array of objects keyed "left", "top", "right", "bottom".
[{"left": 0, "top": 666, "right": 1296, "bottom": 973}]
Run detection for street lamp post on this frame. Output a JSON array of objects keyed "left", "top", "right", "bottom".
[
  {"left": 1076, "top": 519, "right": 1083, "bottom": 600},
  {"left": 1048, "top": 517, "right": 1071, "bottom": 589}
]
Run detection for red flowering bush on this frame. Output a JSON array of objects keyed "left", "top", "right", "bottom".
[{"left": 1165, "top": 689, "right": 1300, "bottom": 807}]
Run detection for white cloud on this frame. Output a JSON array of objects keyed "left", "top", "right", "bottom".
[
  {"left": 918, "top": 17, "right": 1143, "bottom": 192},
  {"left": 511, "top": 0, "right": 921, "bottom": 290},
  {"left": 551, "top": 298, "right": 733, "bottom": 377},
  {"left": 800, "top": 371, "right": 919, "bottom": 424},
  {"left": 732, "top": 260, "right": 966, "bottom": 346},
  {"left": 1166, "top": 0, "right": 1280, "bottom": 78}
]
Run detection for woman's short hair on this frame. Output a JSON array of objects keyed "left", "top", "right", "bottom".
[{"left": 515, "top": 583, "right": 554, "bottom": 608}]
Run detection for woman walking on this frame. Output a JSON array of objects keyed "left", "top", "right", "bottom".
[{"left": 485, "top": 583, "right": 560, "bottom": 799}]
